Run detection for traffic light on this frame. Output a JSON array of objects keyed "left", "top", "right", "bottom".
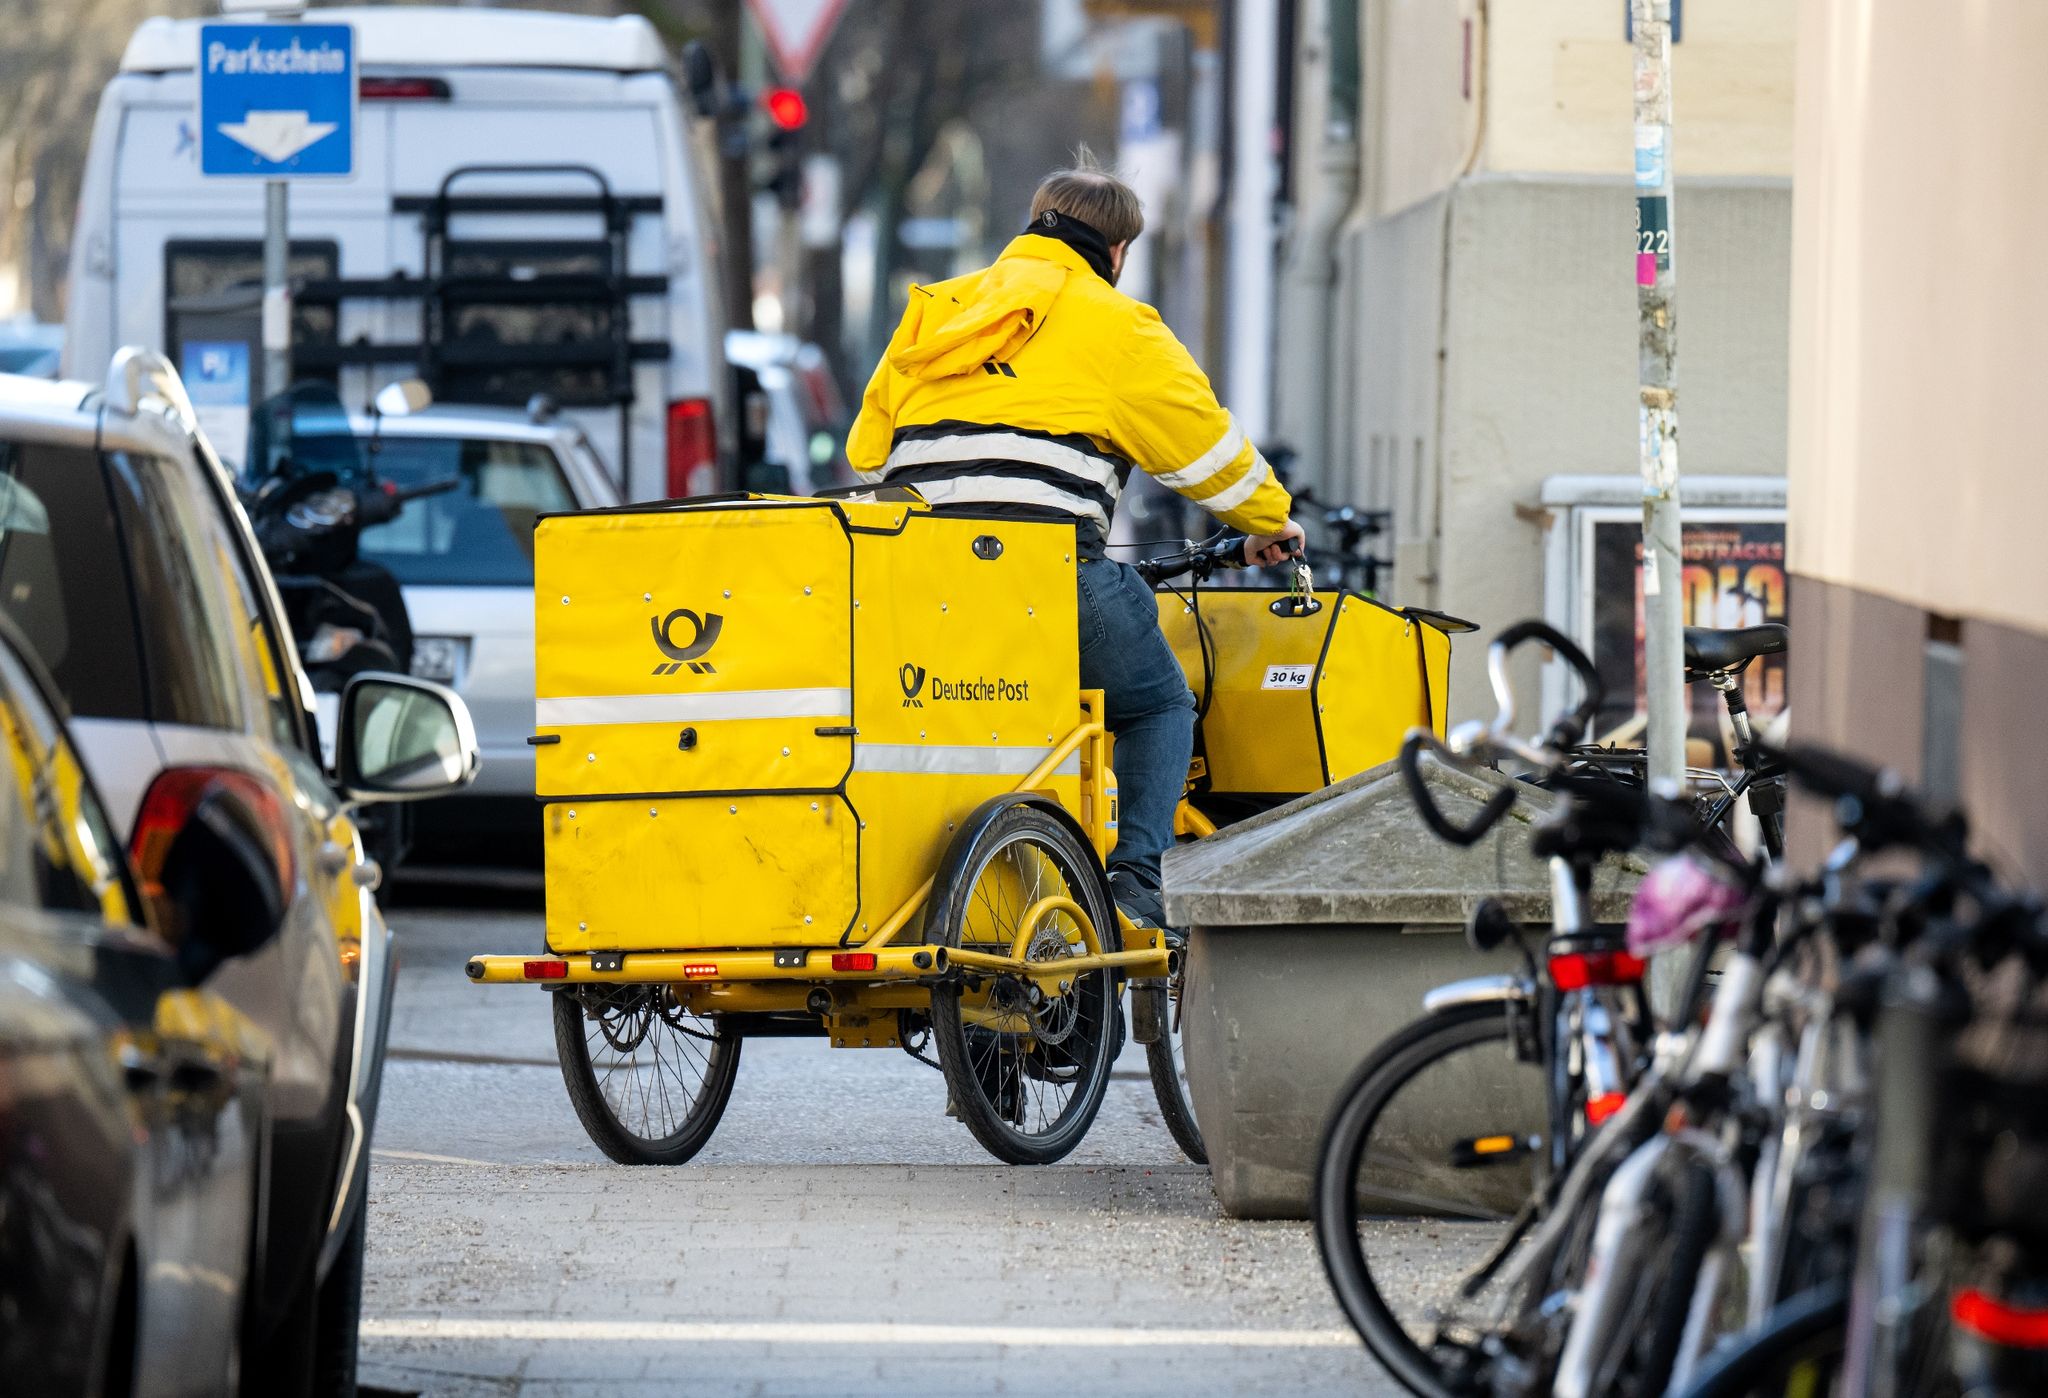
[{"left": 760, "top": 87, "right": 807, "bottom": 210}]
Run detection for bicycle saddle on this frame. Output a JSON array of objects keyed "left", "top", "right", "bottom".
[{"left": 1683, "top": 623, "right": 1787, "bottom": 675}]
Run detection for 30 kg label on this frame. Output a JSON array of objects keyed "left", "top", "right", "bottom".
[{"left": 1262, "top": 664, "right": 1314, "bottom": 690}]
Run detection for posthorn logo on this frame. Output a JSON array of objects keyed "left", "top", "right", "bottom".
[
  {"left": 651, "top": 608, "right": 724, "bottom": 676},
  {"left": 899, "top": 663, "right": 926, "bottom": 707}
]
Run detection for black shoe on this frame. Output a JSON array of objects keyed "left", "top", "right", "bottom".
[{"left": 1109, "top": 867, "right": 1166, "bottom": 930}]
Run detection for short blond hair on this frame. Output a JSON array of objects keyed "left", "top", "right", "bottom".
[{"left": 1029, "top": 145, "right": 1144, "bottom": 245}]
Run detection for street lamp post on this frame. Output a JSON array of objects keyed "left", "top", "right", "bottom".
[{"left": 1632, "top": 0, "right": 1684, "bottom": 795}]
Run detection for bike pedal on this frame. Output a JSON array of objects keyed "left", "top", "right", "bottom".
[{"left": 1450, "top": 1133, "right": 1535, "bottom": 1168}]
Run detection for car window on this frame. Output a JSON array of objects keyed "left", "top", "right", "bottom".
[
  {"left": 312, "top": 433, "right": 573, "bottom": 587},
  {"left": 105, "top": 453, "right": 248, "bottom": 732},
  {"left": 188, "top": 436, "right": 306, "bottom": 752},
  {"left": 0, "top": 638, "right": 137, "bottom": 925},
  {"left": 0, "top": 439, "right": 151, "bottom": 721}
]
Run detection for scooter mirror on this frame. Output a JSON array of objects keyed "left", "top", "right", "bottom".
[{"left": 374, "top": 379, "right": 433, "bottom": 418}]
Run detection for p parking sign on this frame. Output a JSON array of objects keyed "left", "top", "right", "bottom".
[{"left": 198, "top": 23, "right": 355, "bottom": 178}]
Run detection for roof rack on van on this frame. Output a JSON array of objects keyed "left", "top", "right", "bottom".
[{"left": 294, "top": 164, "right": 668, "bottom": 479}]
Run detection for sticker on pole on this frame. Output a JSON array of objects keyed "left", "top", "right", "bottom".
[
  {"left": 198, "top": 23, "right": 355, "bottom": 178},
  {"left": 747, "top": 0, "right": 849, "bottom": 85},
  {"left": 1261, "top": 664, "right": 1314, "bottom": 691}
]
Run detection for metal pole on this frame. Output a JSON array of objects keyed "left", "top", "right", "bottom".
[
  {"left": 262, "top": 179, "right": 291, "bottom": 397},
  {"left": 1632, "top": 0, "right": 1683, "bottom": 793}
]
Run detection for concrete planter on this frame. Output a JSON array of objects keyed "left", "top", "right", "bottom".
[{"left": 1164, "top": 756, "right": 1643, "bottom": 1220}]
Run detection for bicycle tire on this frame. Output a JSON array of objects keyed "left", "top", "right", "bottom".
[
  {"left": 1145, "top": 960, "right": 1206, "bottom": 1163},
  {"left": 1626, "top": 1155, "right": 1720, "bottom": 1394},
  {"left": 1672, "top": 1281, "right": 1847, "bottom": 1398},
  {"left": 1314, "top": 1002, "right": 1536, "bottom": 1398},
  {"left": 554, "top": 986, "right": 742, "bottom": 1165},
  {"left": 927, "top": 804, "right": 1120, "bottom": 1165}
]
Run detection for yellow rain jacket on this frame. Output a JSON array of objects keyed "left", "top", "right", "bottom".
[{"left": 847, "top": 235, "right": 1291, "bottom": 546}]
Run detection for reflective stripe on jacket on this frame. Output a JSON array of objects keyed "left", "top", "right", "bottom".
[{"left": 847, "top": 235, "right": 1292, "bottom": 541}]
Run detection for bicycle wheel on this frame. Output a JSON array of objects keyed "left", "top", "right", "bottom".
[
  {"left": 1314, "top": 1003, "right": 1548, "bottom": 1398},
  {"left": 928, "top": 803, "right": 1120, "bottom": 1165},
  {"left": 554, "top": 984, "right": 742, "bottom": 1165},
  {"left": 1673, "top": 1282, "right": 1847, "bottom": 1398},
  {"left": 1145, "top": 954, "right": 1206, "bottom": 1163}
]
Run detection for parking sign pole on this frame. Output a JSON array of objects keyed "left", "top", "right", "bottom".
[{"left": 262, "top": 180, "right": 290, "bottom": 397}]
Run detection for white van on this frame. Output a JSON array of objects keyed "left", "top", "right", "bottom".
[{"left": 64, "top": 6, "right": 732, "bottom": 500}]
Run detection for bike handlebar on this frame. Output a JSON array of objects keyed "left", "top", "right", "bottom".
[
  {"left": 1133, "top": 533, "right": 1257, "bottom": 586},
  {"left": 1399, "top": 731, "right": 1520, "bottom": 847},
  {"left": 1487, "top": 620, "right": 1606, "bottom": 750}
]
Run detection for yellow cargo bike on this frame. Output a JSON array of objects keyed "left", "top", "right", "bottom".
[{"left": 466, "top": 491, "right": 1466, "bottom": 1165}]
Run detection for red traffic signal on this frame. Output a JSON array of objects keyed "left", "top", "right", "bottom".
[{"left": 762, "top": 87, "right": 808, "bottom": 131}]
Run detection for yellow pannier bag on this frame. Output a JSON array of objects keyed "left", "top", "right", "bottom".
[
  {"left": 1155, "top": 589, "right": 1458, "bottom": 800},
  {"left": 533, "top": 496, "right": 1081, "bottom": 955}
]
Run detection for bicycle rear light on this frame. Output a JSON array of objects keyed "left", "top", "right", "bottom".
[
  {"left": 1548, "top": 949, "right": 1648, "bottom": 991},
  {"left": 523, "top": 959, "right": 568, "bottom": 980},
  {"left": 1584, "top": 1091, "right": 1628, "bottom": 1127},
  {"left": 831, "top": 952, "right": 878, "bottom": 973},
  {"left": 1952, "top": 1289, "right": 2048, "bottom": 1348}
]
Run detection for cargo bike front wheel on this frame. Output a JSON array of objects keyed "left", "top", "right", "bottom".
[
  {"left": 553, "top": 985, "right": 743, "bottom": 1165},
  {"left": 927, "top": 802, "right": 1122, "bottom": 1166}
]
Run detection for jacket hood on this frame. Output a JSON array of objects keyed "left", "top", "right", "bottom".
[{"left": 885, "top": 239, "right": 1077, "bottom": 381}]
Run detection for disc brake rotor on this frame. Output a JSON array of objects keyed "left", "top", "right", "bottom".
[
  {"left": 593, "top": 988, "right": 654, "bottom": 1052},
  {"left": 1024, "top": 922, "right": 1082, "bottom": 1046}
]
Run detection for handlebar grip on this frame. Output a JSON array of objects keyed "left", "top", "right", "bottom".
[
  {"left": 1771, "top": 743, "right": 1888, "bottom": 804},
  {"left": 1204, "top": 534, "right": 1250, "bottom": 570},
  {"left": 1491, "top": 619, "right": 1605, "bottom": 746},
  {"left": 1399, "top": 733, "right": 1518, "bottom": 849}
]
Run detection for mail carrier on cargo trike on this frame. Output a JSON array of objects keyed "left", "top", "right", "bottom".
[{"left": 465, "top": 161, "right": 1469, "bottom": 1165}]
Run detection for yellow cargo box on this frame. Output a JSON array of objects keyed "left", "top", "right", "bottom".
[
  {"left": 1156, "top": 589, "right": 1457, "bottom": 799},
  {"left": 533, "top": 497, "right": 1083, "bottom": 955}
]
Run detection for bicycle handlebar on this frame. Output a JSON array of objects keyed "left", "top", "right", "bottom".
[
  {"left": 1486, "top": 620, "right": 1606, "bottom": 750},
  {"left": 1399, "top": 731, "right": 1520, "bottom": 847},
  {"left": 1132, "top": 533, "right": 1255, "bottom": 587}
]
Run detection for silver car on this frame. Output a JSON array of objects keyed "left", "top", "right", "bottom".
[{"left": 285, "top": 401, "right": 619, "bottom": 866}]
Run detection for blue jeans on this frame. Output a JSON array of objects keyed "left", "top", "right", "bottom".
[{"left": 1077, "top": 559, "right": 1195, "bottom": 913}]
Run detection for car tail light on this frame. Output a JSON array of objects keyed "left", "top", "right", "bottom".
[
  {"left": 360, "top": 77, "right": 451, "bottom": 100},
  {"left": 1548, "top": 949, "right": 1648, "bottom": 991},
  {"left": 684, "top": 962, "right": 718, "bottom": 978},
  {"left": 1585, "top": 1091, "right": 1628, "bottom": 1126},
  {"left": 523, "top": 959, "right": 568, "bottom": 980},
  {"left": 831, "top": 952, "right": 878, "bottom": 973},
  {"left": 129, "top": 767, "right": 295, "bottom": 936},
  {"left": 666, "top": 398, "right": 718, "bottom": 498},
  {"left": 1952, "top": 1288, "right": 2048, "bottom": 1348}
]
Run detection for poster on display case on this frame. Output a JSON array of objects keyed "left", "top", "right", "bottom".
[{"left": 1586, "top": 512, "right": 1787, "bottom": 757}]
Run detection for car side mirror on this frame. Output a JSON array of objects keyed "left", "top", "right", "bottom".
[
  {"left": 373, "top": 378, "right": 433, "bottom": 418},
  {"left": 159, "top": 784, "right": 290, "bottom": 986},
  {"left": 335, "top": 673, "right": 480, "bottom": 804}
]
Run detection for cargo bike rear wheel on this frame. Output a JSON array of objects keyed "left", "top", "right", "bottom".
[
  {"left": 927, "top": 802, "right": 1122, "bottom": 1165},
  {"left": 553, "top": 985, "right": 742, "bottom": 1165}
]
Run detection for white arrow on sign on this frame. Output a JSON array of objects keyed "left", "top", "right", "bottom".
[
  {"left": 747, "top": 0, "right": 849, "bottom": 85},
  {"left": 217, "top": 110, "right": 337, "bottom": 163}
]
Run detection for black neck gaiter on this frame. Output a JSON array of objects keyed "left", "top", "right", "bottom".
[{"left": 1021, "top": 210, "right": 1117, "bottom": 284}]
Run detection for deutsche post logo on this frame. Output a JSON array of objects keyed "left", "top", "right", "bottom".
[
  {"left": 899, "top": 663, "right": 926, "bottom": 708},
  {"left": 651, "top": 609, "right": 723, "bottom": 676}
]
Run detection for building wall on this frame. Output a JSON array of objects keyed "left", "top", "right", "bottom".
[{"left": 1787, "top": 1, "right": 2048, "bottom": 881}]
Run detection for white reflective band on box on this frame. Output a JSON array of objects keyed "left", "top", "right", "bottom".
[
  {"left": 536, "top": 688, "right": 852, "bottom": 727},
  {"left": 1197, "top": 450, "right": 1271, "bottom": 513},
  {"left": 1151, "top": 417, "right": 1246, "bottom": 491},
  {"left": 907, "top": 476, "right": 1111, "bottom": 534},
  {"left": 885, "top": 432, "right": 1124, "bottom": 493},
  {"left": 853, "top": 743, "right": 1082, "bottom": 777}
]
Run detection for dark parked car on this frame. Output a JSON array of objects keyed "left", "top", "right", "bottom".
[{"left": 0, "top": 353, "right": 479, "bottom": 1395}]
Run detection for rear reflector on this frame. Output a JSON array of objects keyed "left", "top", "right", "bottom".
[
  {"left": 831, "top": 952, "right": 878, "bottom": 973},
  {"left": 1952, "top": 1288, "right": 2048, "bottom": 1348},
  {"left": 1585, "top": 1091, "right": 1628, "bottom": 1126},
  {"left": 665, "top": 398, "right": 718, "bottom": 498},
  {"left": 684, "top": 962, "right": 718, "bottom": 978},
  {"left": 360, "top": 77, "right": 452, "bottom": 100},
  {"left": 523, "top": 959, "right": 568, "bottom": 980},
  {"left": 1549, "top": 949, "right": 1648, "bottom": 991}
]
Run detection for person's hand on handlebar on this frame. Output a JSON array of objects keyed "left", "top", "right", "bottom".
[{"left": 1243, "top": 519, "right": 1306, "bottom": 568}]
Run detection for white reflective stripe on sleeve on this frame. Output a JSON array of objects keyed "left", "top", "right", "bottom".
[
  {"left": 1150, "top": 417, "right": 1245, "bottom": 491},
  {"left": 536, "top": 688, "right": 852, "bottom": 727},
  {"left": 907, "top": 476, "right": 1111, "bottom": 535},
  {"left": 853, "top": 744, "right": 1082, "bottom": 777},
  {"left": 1194, "top": 450, "right": 1271, "bottom": 514},
  {"left": 884, "top": 433, "right": 1123, "bottom": 492}
]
